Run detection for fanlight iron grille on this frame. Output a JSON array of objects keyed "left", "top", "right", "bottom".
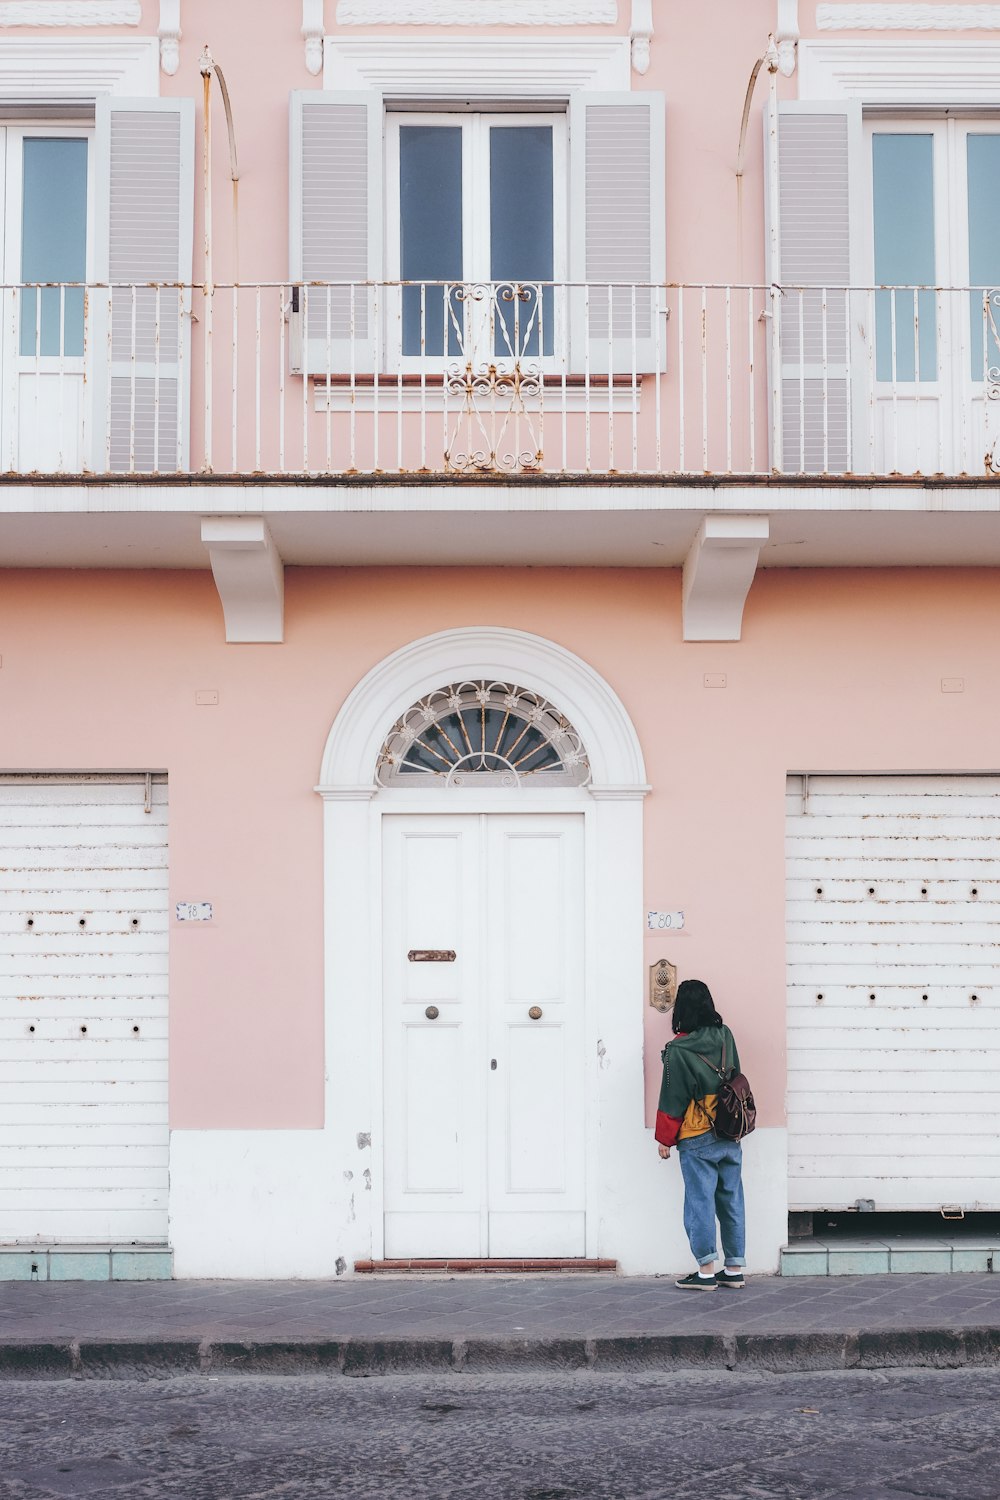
[{"left": 376, "top": 681, "right": 590, "bottom": 787}]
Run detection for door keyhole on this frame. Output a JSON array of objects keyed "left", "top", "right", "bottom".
[{"left": 490, "top": 1058, "right": 497, "bottom": 1071}]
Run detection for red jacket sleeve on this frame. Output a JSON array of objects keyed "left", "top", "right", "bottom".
[{"left": 654, "top": 1110, "right": 683, "bottom": 1147}]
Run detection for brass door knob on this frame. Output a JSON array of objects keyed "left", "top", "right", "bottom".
[
  {"left": 425, "top": 1005, "right": 440, "bottom": 1020},
  {"left": 528, "top": 1006, "right": 543, "bottom": 1020}
]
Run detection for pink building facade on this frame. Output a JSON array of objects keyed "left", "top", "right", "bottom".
[{"left": 1, "top": 0, "right": 999, "bottom": 1279}]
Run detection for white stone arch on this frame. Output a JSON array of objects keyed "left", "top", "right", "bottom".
[
  {"left": 317, "top": 626, "right": 650, "bottom": 1269},
  {"left": 318, "top": 626, "right": 647, "bottom": 792}
]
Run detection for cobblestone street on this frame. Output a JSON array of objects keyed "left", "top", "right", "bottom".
[{"left": 2, "top": 1367, "right": 1000, "bottom": 1500}]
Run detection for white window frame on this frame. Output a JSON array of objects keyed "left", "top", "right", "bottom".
[
  {"left": 384, "top": 110, "right": 569, "bottom": 374},
  {"left": 864, "top": 115, "right": 1000, "bottom": 383},
  {"left": 0, "top": 120, "right": 95, "bottom": 472}
]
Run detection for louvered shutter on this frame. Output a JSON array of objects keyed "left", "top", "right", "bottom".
[
  {"left": 764, "top": 100, "right": 863, "bottom": 474},
  {"left": 568, "top": 90, "right": 666, "bottom": 375},
  {"left": 94, "top": 98, "right": 194, "bottom": 473},
  {"left": 289, "top": 90, "right": 383, "bottom": 377}
]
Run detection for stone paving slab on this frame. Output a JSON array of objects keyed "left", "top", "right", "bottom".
[{"left": 2, "top": 1274, "right": 1000, "bottom": 1376}]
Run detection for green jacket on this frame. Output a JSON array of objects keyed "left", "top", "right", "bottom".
[{"left": 655, "top": 1024, "right": 741, "bottom": 1147}]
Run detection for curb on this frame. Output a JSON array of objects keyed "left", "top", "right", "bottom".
[{"left": 1, "top": 1328, "right": 999, "bottom": 1378}]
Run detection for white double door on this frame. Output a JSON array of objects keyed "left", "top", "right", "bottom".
[{"left": 382, "top": 813, "right": 586, "bottom": 1258}]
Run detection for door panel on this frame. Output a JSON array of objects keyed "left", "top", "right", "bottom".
[
  {"left": 383, "top": 818, "right": 483, "bottom": 1257},
  {"left": 486, "top": 818, "right": 585, "bottom": 1255},
  {"left": 382, "top": 813, "right": 585, "bottom": 1258}
]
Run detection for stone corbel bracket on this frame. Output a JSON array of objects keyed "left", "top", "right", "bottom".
[
  {"left": 158, "top": 0, "right": 180, "bottom": 76},
  {"left": 776, "top": 0, "right": 799, "bottom": 75},
  {"left": 303, "top": 0, "right": 323, "bottom": 75},
  {"left": 682, "top": 516, "right": 769, "bottom": 642},
  {"left": 202, "top": 517, "right": 285, "bottom": 644},
  {"left": 630, "top": 0, "right": 652, "bottom": 74}
]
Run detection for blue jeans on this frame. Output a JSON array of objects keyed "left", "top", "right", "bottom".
[{"left": 676, "top": 1130, "right": 746, "bottom": 1267}]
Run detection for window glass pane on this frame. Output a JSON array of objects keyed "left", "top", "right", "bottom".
[
  {"left": 872, "top": 134, "right": 936, "bottom": 381},
  {"left": 490, "top": 126, "right": 554, "bottom": 358},
  {"left": 399, "top": 125, "right": 463, "bottom": 356},
  {"left": 967, "top": 135, "right": 1000, "bottom": 379},
  {"left": 20, "top": 137, "right": 87, "bottom": 357}
]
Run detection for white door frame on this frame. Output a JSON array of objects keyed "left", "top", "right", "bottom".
[{"left": 317, "top": 626, "right": 649, "bottom": 1265}]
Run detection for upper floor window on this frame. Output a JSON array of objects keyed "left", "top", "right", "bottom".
[
  {"left": 0, "top": 128, "right": 91, "bottom": 361},
  {"left": 386, "top": 112, "right": 564, "bottom": 360},
  {"left": 290, "top": 88, "right": 666, "bottom": 379},
  {"left": 869, "top": 120, "right": 1000, "bottom": 383}
]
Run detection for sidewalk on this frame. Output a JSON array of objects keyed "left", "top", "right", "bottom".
[{"left": 3, "top": 1272, "right": 1000, "bottom": 1377}]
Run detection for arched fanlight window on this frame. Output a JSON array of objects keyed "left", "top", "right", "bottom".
[{"left": 376, "top": 681, "right": 590, "bottom": 787}]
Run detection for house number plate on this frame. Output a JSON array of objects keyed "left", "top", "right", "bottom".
[
  {"left": 408, "top": 949, "right": 457, "bottom": 962},
  {"left": 646, "top": 910, "right": 685, "bottom": 931}
]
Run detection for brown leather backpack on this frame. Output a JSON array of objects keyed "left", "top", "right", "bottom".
[{"left": 692, "top": 1030, "right": 756, "bottom": 1142}]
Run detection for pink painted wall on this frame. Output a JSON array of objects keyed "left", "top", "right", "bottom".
[
  {"left": 3, "top": 564, "right": 1000, "bottom": 1132},
  {"left": 209, "top": 0, "right": 771, "bottom": 286}
]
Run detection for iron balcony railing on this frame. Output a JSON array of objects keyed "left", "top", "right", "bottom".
[{"left": 4, "top": 279, "right": 1000, "bottom": 479}]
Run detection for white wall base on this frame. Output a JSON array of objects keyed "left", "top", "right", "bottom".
[
  {"left": 600, "top": 1126, "right": 787, "bottom": 1276},
  {"left": 170, "top": 1130, "right": 353, "bottom": 1279},
  {"left": 168, "top": 1124, "right": 788, "bottom": 1279}
]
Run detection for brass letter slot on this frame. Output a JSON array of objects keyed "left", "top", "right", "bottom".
[{"left": 408, "top": 949, "right": 457, "bottom": 963}]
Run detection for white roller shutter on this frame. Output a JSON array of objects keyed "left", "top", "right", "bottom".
[
  {"left": 786, "top": 774, "right": 1000, "bottom": 1212},
  {"left": 0, "top": 774, "right": 168, "bottom": 1244}
]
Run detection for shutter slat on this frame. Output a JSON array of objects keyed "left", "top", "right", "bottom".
[
  {"left": 767, "top": 102, "right": 861, "bottom": 473},
  {"left": 569, "top": 90, "right": 665, "bottom": 375},
  {"left": 290, "top": 90, "right": 383, "bottom": 376},
  {"left": 95, "top": 99, "right": 194, "bottom": 473}
]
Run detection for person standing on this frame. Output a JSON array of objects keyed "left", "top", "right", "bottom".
[{"left": 655, "top": 978, "right": 747, "bottom": 1290}]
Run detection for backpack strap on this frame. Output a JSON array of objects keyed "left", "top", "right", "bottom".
[{"left": 689, "top": 1027, "right": 732, "bottom": 1082}]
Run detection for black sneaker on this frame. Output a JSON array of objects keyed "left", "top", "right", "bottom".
[
  {"left": 674, "top": 1271, "right": 718, "bottom": 1291},
  {"left": 715, "top": 1269, "right": 746, "bottom": 1290}
]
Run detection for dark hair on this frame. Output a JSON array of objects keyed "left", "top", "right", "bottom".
[{"left": 672, "top": 978, "right": 724, "bottom": 1035}]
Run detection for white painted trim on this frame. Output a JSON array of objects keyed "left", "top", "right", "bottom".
[
  {"left": 682, "top": 515, "right": 769, "bottom": 642},
  {"left": 629, "top": 0, "right": 652, "bottom": 75},
  {"left": 318, "top": 627, "right": 648, "bottom": 1270},
  {"left": 776, "top": 0, "right": 800, "bottom": 75},
  {"left": 324, "top": 36, "right": 631, "bottom": 96},
  {"left": 201, "top": 517, "right": 284, "bottom": 644},
  {"left": 799, "top": 38, "right": 1000, "bottom": 103},
  {"left": 302, "top": 0, "right": 323, "bottom": 75},
  {"left": 158, "top": 0, "right": 180, "bottom": 77},
  {"left": 335, "top": 0, "right": 618, "bottom": 21},
  {"left": 0, "top": 37, "right": 158, "bottom": 98},
  {"left": 818, "top": 4, "right": 1000, "bottom": 28},
  {"left": 318, "top": 627, "right": 647, "bottom": 789},
  {"left": 0, "top": 2, "right": 139, "bottom": 23}
]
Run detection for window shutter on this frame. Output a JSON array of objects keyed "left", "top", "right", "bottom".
[
  {"left": 94, "top": 97, "right": 194, "bottom": 473},
  {"left": 289, "top": 90, "right": 383, "bottom": 377},
  {"left": 764, "top": 99, "right": 863, "bottom": 474},
  {"left": 568, "top": 90, "right": 666, "bottom": 375}
]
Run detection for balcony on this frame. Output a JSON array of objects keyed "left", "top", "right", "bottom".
[{"left": 4, "top": 280, "right": 1000, "bottom": 481}]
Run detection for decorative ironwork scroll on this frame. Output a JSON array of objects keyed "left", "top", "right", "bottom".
[
  {"left": 376, "top": 680, "right": 590, "bottom": 787},
  {"left": 442, "top": 283, "right": 547, "bottom": 475}
]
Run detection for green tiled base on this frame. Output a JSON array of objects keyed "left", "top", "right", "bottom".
[
  {"left": 49, "top": 1251, "right": 112, "bottom": 1281},
  {"left": 112, "top": 1249, "right": 173, "bottom": 1281},
  {"left": 890, "top": 1248, "right": 952, "bottom": 1274},
  {"left": 0, "top": 1246, "right": 172, "bottom": 1281},
  {"left": 0, "top": 1251, "right": 49, "bottom": 1281},
  {"left": 780, "top": 1249, "right": 829, "bottom": 1275},
  {"left": 828, "top": 1246, "right": 890, "bottom": 1275},
  {"left": 782, "top": 1238, "right": 1000, "bottom": 1276}
]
